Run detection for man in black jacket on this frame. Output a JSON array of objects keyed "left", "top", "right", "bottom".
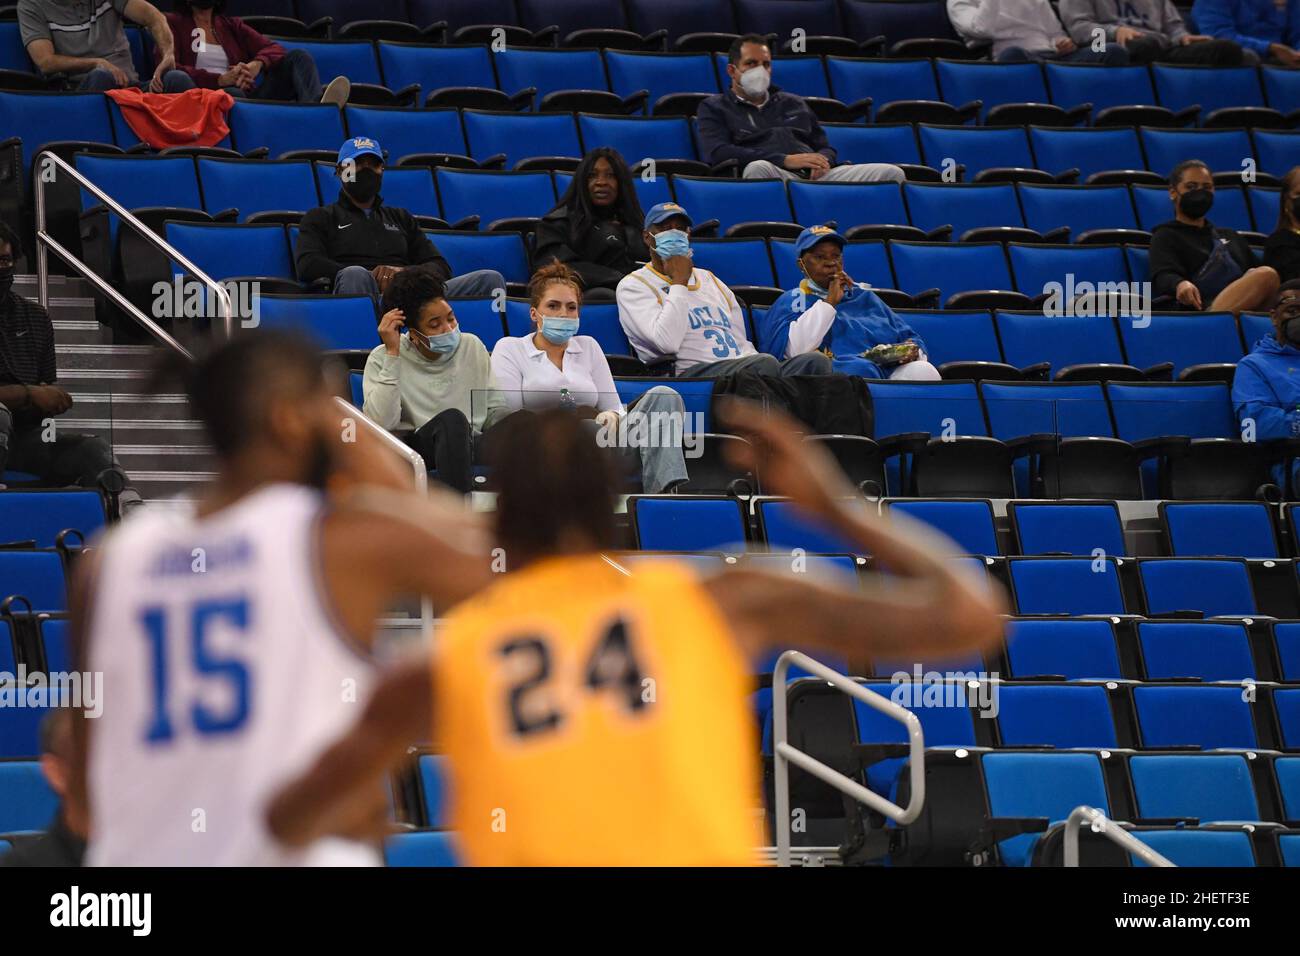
[
  {"left": 696, "top": 35, "right": 904, "bottom": 183},
  {"left": 1148, "top": 159, "right": 1279, "bottom": 312},
  {"left": 295, "top": 137, "right": 504, "bottom": 310}
]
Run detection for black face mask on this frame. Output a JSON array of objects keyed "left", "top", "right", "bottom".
[
  {"left": 1179, "top": 188, "right": 1214, "bottom": 220},
  {"left": 0, "top": 270, "right": 13, "bottom": 296},
  {"left": 342, "top": 169, "right": 382, "bottom": 205}
]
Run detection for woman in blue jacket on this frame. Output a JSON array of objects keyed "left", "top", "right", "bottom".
[
  {"left": 758, "top": 226, "right": 941, "bottom": 380},
  {"left": 1232, "top": 284, "right": 1300, "bottom": 489}
]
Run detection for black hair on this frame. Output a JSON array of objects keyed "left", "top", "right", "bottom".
[
  {"left": 486, "top": 409, "right": 621, "bottom": 566},
  {"left": 0, "top": 220, "right": 21, "bottom": 256},
  {"left": 728, "top": 33, "right": 771, "bottom": 65},
  {"left": 148, "top": 330, "right": 327, "bottom": 459},
  {"left": 174, "top": 1, "right": 227, "bottom": 13},
  {"left": 555, "top": 147, "right": 644, "bottom": 246},
  {"left": 382, "top": 266, "right": 447, "bottom": 329},
  {"left": 1169, "top": 159, "right": 1211, "bottom": 188}
]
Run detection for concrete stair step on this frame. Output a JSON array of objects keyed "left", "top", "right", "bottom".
[
  {"left": 59, "top": 368, "right": 156, "bottom": 395},
  {"left": 56, "top": 343, "right": 161, "bottom": 371},
  {"left": 114, "top": 444, "right": 215, "bottom": 473},
  {"left": 51, "top": 317, "right": 111, "bottom": 346},
  {"left": 59, "top": 418, "right": 208, "bottom": 448},
  {"left": 60, "top": 392, "right": 194, "bottom": 422},
  {"left": 131, "top": 471, "right": 216, "bottom": 500}
]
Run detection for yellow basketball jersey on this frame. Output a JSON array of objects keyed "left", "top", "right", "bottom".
[{"left": 432, "top": 554, "right": 762, "bottom": 866}]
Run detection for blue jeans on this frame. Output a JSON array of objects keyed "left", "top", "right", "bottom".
[
  {"left": 226, "top": 49, "right": 323, "bottom": 103},
  {"left": 605, "top": 385, "right": 691, "bottom": 494},
  {"left": 334, "top": 265, "right": 506, "bottom": 312},
  {"left": 78, "top": 68, "right": 196, "bottom": 93}
]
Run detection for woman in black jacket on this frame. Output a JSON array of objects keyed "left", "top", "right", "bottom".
[
  {"left": 1264, "top": 166, "right": 1300, "bottom": 285},
  {"left": 533, "top": 148, "right": 649, "bottom": 301}
]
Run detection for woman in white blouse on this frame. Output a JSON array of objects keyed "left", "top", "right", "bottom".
[{"left": 491, "top": 263, "right": 690, "bottom": 493}]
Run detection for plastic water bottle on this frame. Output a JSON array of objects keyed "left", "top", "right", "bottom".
[{"left": 559, "top": 387, "right": 576, "bottom": 410}]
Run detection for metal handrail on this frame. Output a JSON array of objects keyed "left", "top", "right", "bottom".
[
  {"left": 34, "top": 149, "right": 232, "bottom": 349},
  {"left": 1063, "top": 806, "right": 1176, "bottom": 867},
  {"left": 773, "top": 650, "right": 926, "bottom": 867}
]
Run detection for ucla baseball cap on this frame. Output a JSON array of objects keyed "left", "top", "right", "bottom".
[
  {"left": 338, "top": 136, "right": 384, "bottom": 165},
  {"left": 644, "top": 202, "right": 693, "bottom": 229},
  {"left": 794, "top": 224, "right": 845, "bottom": 258}
]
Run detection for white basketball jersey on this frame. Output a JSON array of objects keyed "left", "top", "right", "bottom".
[{"left": 85, "top": 484, "right": 380, "bottom": 867}]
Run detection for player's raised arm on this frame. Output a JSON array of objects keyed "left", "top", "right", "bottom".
[
  {"left": 709, "top": 399, "right": 1007, "bottom": 662},
  {"left": 266, "top": 658, "right": 432, "bottom": 848}
]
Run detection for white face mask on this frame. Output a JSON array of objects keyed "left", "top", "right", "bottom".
[{"left": 739, "top": 65, "right": 770, "bottom": 97}]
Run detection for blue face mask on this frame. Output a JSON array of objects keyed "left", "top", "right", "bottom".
[
  {"left": 653, "top": 229, "right": 691, "bottom": 259},
  {"left": 539, "top": 316, "right": 579, "bottom": 345},
  {"left": 805, "top": 276, "right": 829, "bottom": 296},
  {"left": 413, "top": 327, "right": 460, "bottom": 354}
]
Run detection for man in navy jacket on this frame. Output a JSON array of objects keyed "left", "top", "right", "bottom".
[{"left": 696, "top": 34, "right": 904, "bottom": 183}]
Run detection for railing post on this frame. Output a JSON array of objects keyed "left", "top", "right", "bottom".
[{"left": 1063, "top": 806, "right": 1176, "bottom": 867}]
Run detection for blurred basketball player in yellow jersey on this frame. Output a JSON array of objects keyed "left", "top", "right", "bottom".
[{"left": 266, "top": 400, "right": 1006, "bottom": 865}]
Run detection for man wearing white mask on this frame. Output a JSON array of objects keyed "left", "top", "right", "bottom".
[
  {"left": 617, "top": 203, "right": 832, "bottom": 377},
  {"left": 696, "top": 35, "right": 905, "bottom": 183}
]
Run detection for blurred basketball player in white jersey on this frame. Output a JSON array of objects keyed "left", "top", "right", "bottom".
[{"left": 69, "top": 331, "right": 492, "bottom": 866}]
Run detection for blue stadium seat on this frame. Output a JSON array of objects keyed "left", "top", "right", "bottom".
[
  {"left": 275, "top": 39, "right": 384, "bottom": 87},
  {"left": 1017, "top": 184, "right": 1140, "bottom": 240},
  {"left": 0, "top": 491, "right": 105, "bottom": 550},
  {"left": 981, "top": 751, "right": 1110, "bottom": 866},
  {"left": 256, "top": 295, "right": 377, "bottom": 352},
  {"left": 1133, "top": 829, "right": 1257, "bottom": 866},
  {"left": 612, "top": 377, "right": 713, "bottom": 430},
  {"left": 1239, "top": 310, "right": 1274, "bottom": 349},
  {"left": 0, "top": 762, "right": 57, "bottom": 833},
  {"left": 0, "top": 621, "right": 14, "bottom": 676},
  {"left": 1278, "top": 689, "right": 1300, "bottom": 748},
  {"left": 309, "top": 162, "right": 436, "bottom": 220},
  {"left": 822, "top": 123, "right": 923, "bottom": 167},
  {"left": 629, "top": 497, "right": 747, "bottom": 551},
  {"left": 788, "top": 181, "right": 907, "bottom": 233},
  {"left": 227, "top": 102, "right": 346, "bottom": 158},
  {"left": 854, "top": 679, "right": 977, "bottom": 799},
  {"left": 1151, "top": 64, "right": 1265, "bottom": 123},
  {"left": 866, "top": 380, "right": 985, "bottom": 440},
  {"left": 1129, "top": 753, "right": 1259, "bottom": 821},
  {"left": 1003, "top": 619, "right": 1123, "bottom": 680},
  {"left": 689, "top": 238, "right": 777, "bottom": 288},
  {"left": 461, "top": 111, "right": 582, "bottom": 169},
  {"left": 446, "top": 299, "right": 507, "bottom": 350},
  {"left": 0, "top": 92, "right": 114, "bottom": 187},
  {"left": 887, "top": 499, "right": 998, "bottom": 555},
  {"left": 670, "top": 176, "right": 793, "bottom": 234},
  {"left": 733, "top": 0, "right": 843, "bottom": 39},
  {"left": 517, "top": 0, "right": 629, "bottom": 35},
  {"left": 888, "top": 242, "right": 1013, "bottom": 305},
  {"left": 493, "top": 48, "right": 607, "bottom": 103},
  {"left": 626, "top": 0, "right": 739, "bottom": 41},
  {"left": 1006, "top": 556, "right": 1126, "bottom": 616},
  {"left": 1131, "top": 183, "right": 1253, "bottom": 233},
  {"left": 717, "top": 53, "right": 829, "bottom": 98},
  {"left": 39, "top": 620, "right": 69, "bottom": 675},
  {"left": 0, "top": 20, "right": 32, "bottom": 73},
  {"left": 197, "top": 159, "right": 320, "bottom": 221},
  {"left": 917, "top": 125, "right": 1036, "bottom": 179},
  {"left": 434, "top": 169, "right": 557, "bottom": 231},
  {"left": 377, "top": 43, "right": 498, "bottom": 97},
  {"left": 825, "top": 57, "right": 940, "bottom": 115},
  {"left": 416, "top": 754, "right": 447, "bottom": 828},
  {"left": 384, "top": 831, "right": 460, "bottom": 866},
  {"left": 1276, "top": 622, "right": 1300, "bottom": 682},
  {"left": 1134, "top": 684, "right": 1258, "bottom": 749},
  {"left": 576, "top": 114, "right": 697, "bottom": 165},
  {"left": 0, "top": 552, "right": 67, "bottom": 613},
  {"left": 1043, "top": 62, "right": 1157, "bottom": 115},
  {"left": 934, "top": 60, "right": 1050, "bottom": 122},
  {"left": 981, "top": 381, "right": 1114, "bottom": 442},
  {"left": 1028, "top": 127, "right": 1146, "bottom": 183},
  {"left": 76, "top": 153, "right": 203, "bottom": 246},
  {"left": 427, "top": 231, "right": 531, "bottom": 284},
  {"left": 770, "top": 238, "right": 893, "bottom": 289},
  {"left": 298, "top": 0, "right": 410, "bottom": 28},
  {"left": 1136, "top": 621, "right": 1255, "bottom": 682},
  {"left": 164, "top": 222, "right": 295, "bottom": 283},
  {"left": 902, "top": 183, "right": 1024, "bottom": 240},
  {"left": 894, "top": 310, "right": 1002, "bottom": 368},
  {"left": 1261, "top": 65, "right": 1300, "bottom": 113},
  {"left": 840, "top": 0, "right": 962, "bottom": 46},
  {"left": 997, "top": 684, "right": 1118, "bottom": 749},
  {"left": 604, "top": 51, "right": 718, "bottom": 107},
  {"left": 343, "top": 106, "right": 467, "bottom": 164},
  {"left": 1282, "top": 833, "right": 1300, "bottom": 866},
  {"left": 1251, "top": 130, "right": 1300, "bottom": 179},
  {"left": 994, "top": 308, "right": 1127, "bottom": 376},
  {"left": 1160, "top": 502, "right": 1277, "bottom": 558},
  {"left": 1247, "top": 186, "right": 1281, "bottom": 233},
  {"left": 1277, "top": 756, "right": 1300, "bottom": 819},
  {"left": 757, "top": 499, "right": 860, "bottom": 554},
  {"left": 1138, "top": 558, "right": 1257, "bottom": 618},
  {"left": 1117, "top": 310, "right": 1244, "bottom": 380},
  {"left": 1139, "top": 128, "right": 1254, "bottom": 176},
  {"left": 1008, "top": 501, "right": 1126, "bottom": 557},
  {"left": 1006, "top": 244, "right": 1130, "bottom": 298},
  {"left": 500, "top": 302, "right": 632, "bottom": 357},
  {"left": 1125, "top": 244, "right": 1149, "bottom": 285},
  {"left": 0, "top": 695, "right": 67, "bottom": 759}
]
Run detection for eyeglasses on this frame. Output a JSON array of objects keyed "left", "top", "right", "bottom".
[{"left": 0, "top": 256, "right": 14, "bottom": 268}]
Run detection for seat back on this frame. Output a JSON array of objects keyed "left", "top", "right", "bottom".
[
  {"left": 888, "top": 241, "right": 1013, "bottom": 302},
  {"left": 1008, "top": 502, "right": 1126, "bottom": 557},
  {"left": 1138, "top": 558, "right": 1257, "bottom": 618},
  {"left": 1007, "top": 556, "right": 1126, "bottom": 616},
  {"left": 997, "top": 684, "right": 1118, "bottom": 748},
  {"left": 0, "top": 551, "right": 67, "bottom": 613},
  {"left": 1018, "top": 184, "right": 1139, "bottom": 236},
  {"left": 256, "top": 294, "right": 377, "bottom": 351},
  {"left": 789, "top": 181, "right": 907, "bottom": 233},
  {"left": 981, "top": 751, "right": 1108, "bottom": 866},
  {"left": 887, "top": 499, "right": 998, "bottom": 556},
  {"left": 903, "top": 182, "right": 1023, "bottom": 237},
  {"left": 1139, "top": 128, "right": 1254, "bottom": 176},
  {"left": 576, "top": 114, "right": 698, "bottom": 164},
  {"left": 0, "top": 491, "right": 106, "bottom": 550},
  {"left": 344, "top": 106, "right": 467, "bottom": 164},
  {"left": 0, "top": 762, "right": 58, "bottom": 833},
  {"left": 227, "top": 102, "right": 346, "bottom": 157},
  {"left": 629, "top": 497, "right": 747, "bottom": 551},
  {"left": 980, "top": 381, "right": 1114, "bottom": 439},
  {"left": 1160, "top": 502, "right": 1277, "bottom": 558},
  {"left": 1136, "top": 622, "right": 1255, "bottom": 682},
  {"left": 1118, "top": 311, "right": 1244, "bottom": 379},
  {"left": 1004, "top": 619, "right": 1123, "bottom": 680},
  {"left": 1129, "top": 753, "right": 1259, "bottom": 822},
  {"left": 917, "top": 125, "right": 1035, "bottom": 177},
  {"left": 1133, "top": 685, "right": 1258, "bottom": 749},
  {"left": 434, "top": 169, "right": 557, "bottom": 229},
  {"left": 165, "top": 221, "right": 294, "bottom": 282},
  {"left": 276, "top": 39, "right": 383, "bottom": 86},
  {"left": 994, "top": 309, "right": 1125, "bottom": 373},
  {"left": 427, "top": 231, "right": 531, "bottom": 284},
  {"left": 377, "top": 42, "right": 497, "bottom": 93},
  {"left": 757, "top": 499, "right": 861, "bottom": 554},
  {"left": 1027, "top": 126, "right": 1145, "bottom": 182},
  {"left": 197, "top": 158, "right": 320, "bottom": 221},
  {"left": 603, "top": 51, "right": 720, "bottom": 105},
  {"left": 1005, "top": 244, "right": 1130, "bottom": 298},
  {"left": 493, "top": 48, "right": 608, "bottom": 101},
  {"left": 670, "top": 176, "right": 793, "bottom": 234},
  {"left": 825, "top": 57, "right": 939, "bottom": 110},
  {"left": 896, "top": 310, "right": 1002, "bottom": 366},
  {"left": 1043, "top": 62, "right": 1156, "bottom": 112},
  {"left": 866, "top": 380, "right": 985, "bottom": 439},
  {"left": 461, "top": 111, "right": 582, "bottom": 168},
  {"left": 934, "top": 60, "right": 1049, "bottom": 121}
]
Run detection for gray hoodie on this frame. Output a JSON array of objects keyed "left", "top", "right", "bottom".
[{"left": 1058, "top": 0, "right": 1191, "bottom": 45}]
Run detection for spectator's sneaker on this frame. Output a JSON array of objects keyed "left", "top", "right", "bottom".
[{"left": 320, "top": 76, "right": 351, "bottom": 107}]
